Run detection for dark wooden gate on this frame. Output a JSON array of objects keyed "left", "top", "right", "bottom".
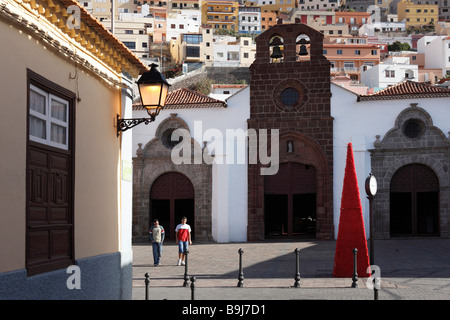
[
  {"left": 390, "top": 164, "right": 439, "bottom": 236},
  {"left": 26, "top": 144, "right": 73, "bottom": 276},
  {"left": 264, "top": 162, "right": 317, "bottom": 238},
  {"left": 150, "top": 172, "right": 194, "bottom": 239}
]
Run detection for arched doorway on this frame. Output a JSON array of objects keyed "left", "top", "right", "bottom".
[
  {"left": 264, "top": 162, "right": 317, "bottom": 238},
  {"left": 150, "top": 172, "right": 195, "bottom": 240},
  {"left": 390, "top": 164, "right": 439, "bottom": 237}
]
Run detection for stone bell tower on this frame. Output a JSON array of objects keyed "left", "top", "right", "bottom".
[{"left": 247, "top": 19, "right": 334, "bottom": 241}]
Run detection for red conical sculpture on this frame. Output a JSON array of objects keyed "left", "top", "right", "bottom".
[{"left": 333, "top": 143, "right": 370, "bottom": 278}]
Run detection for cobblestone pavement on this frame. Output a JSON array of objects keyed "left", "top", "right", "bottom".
[{"left": 132, "top": 239, "right": 450, "bottom": 300}]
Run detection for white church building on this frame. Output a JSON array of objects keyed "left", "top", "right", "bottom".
[{"left": 132, "top": 21, "right": 450, "bottom": 244}]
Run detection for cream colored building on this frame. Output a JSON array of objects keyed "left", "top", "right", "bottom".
[
  {"left": 81, "top": 0, "right": 171, "bottom": 22},
  {"left": 239, "top": 36, "right": 256, "bottom": 67},
  {"left": 81, "top": 0, "right": 140, "bottom": 21},
  {"left": 170, "top": 26, "right": 213, "bottom": 64},
  {"left": 170, "top": 26, "right": 255, "bottom": 67},
  {"left": 101, "top": 19, "right": 152, "bottom": 58},
  {"left": 0, "top": 0, "right": 147, "bottom": 299}
]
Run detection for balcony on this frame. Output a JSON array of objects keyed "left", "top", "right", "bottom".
[
  {"left": 206, "top": 7, "right": 235, "bottom": 14},
  {"left": 207, "top": 19, "right": 234, "bottom": 23},
  {"left": 331, "top": 67, "right": 359, "bottom": 73}
]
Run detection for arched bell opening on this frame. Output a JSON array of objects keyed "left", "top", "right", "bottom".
[
  {"left": 296, "top": 34, "right": 311, "bottom": 61},
  {"left": 269, "top": 35, "right": 284, "bottom": 63}
]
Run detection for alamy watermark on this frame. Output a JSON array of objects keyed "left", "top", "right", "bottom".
[
  {"left": 366, "top": 265, "right": 382, "bottom": 290},
  {"left": 66, "top": 5, "right": 81, "bottom": 30},
  {"left": 66, "top": 265, "right": 81, "bottom": 290},
  {"left": 170, "top": 121, "right": 279, "bottom": 175}
]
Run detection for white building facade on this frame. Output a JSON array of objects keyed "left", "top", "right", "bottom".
[
  {"left": 167, "top": 9, "right": 201, "bottom": 41},
  {"left": 132, "top": 80, "right": 450, "bottom": 243},
  {"left": 238, "top": 6, "right": 261, "bottom": 34},
  {"left": 418, "top": 36, "right": 450, "bottom": 77},
  {"left": 361, "top": 56, "right": 419, "bottom": 90},
  {"left": 132, "top": 23, "right": 450, "bottom": 244}
]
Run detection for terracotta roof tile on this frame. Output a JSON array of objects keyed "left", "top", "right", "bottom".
[
  {"left": 133, "top": 88, "right": 227, "bottom": 110},
  {"left": 357, "top": 80, "right": 450, "bottom": 101}
]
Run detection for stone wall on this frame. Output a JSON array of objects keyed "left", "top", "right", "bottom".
[
  {"left": 247, "top": 21, "right": 334, "bottom": 241},
  {"left": 370, "top": 103, "right": 450, "bottom": 238}
]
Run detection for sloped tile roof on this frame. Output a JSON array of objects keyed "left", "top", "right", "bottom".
[
  {"left": 357, "top": 80, "right": 450, "bottom": 101},
  {"left": 133, "top": 88, "right": 227, "bottom": 110}
]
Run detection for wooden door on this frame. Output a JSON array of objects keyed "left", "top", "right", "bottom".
[
  {"left": 264, "top": 162, "right": 317, "bottom": 238},
  {"left": 150, "top": 172, "right": 195, "bottom": 240},
  {"left": 390, "top": 164, "right": 439, "bottom": 236},
  {"left": 26, "top": 144, "right": 73, "bottom": 275}
]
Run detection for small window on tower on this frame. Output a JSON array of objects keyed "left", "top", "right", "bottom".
[{"left": 281, "top": 88, "right": 299, "bottom": 107}]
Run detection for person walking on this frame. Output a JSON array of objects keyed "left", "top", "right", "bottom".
[
  {"left": 175, "top": 216, "right": 192, "bottom": 266},
  {"left": 149, "top": 219, "right": 165, "bottom": 266}
]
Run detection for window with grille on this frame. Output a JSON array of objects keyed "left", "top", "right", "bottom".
[{"left": 281, "top": 88, "right": 299, "bottom": 107}]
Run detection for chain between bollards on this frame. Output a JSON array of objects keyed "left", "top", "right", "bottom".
[
  {"left": 237, "top": 248, "right": 244, "bottom": 287},
  {"left": 294, "top": 248, "right": 301, "bottom": 288},
  {"left": 144, "top": 272, "right": 150, "bottom": 300},
  {"left": 351, "top": 248, "right": 358, "bottom": 288},
  {"left": 190, "top": 276, "right": 196, "bottom": 300},
  {"left": 183, "top": 249, "right": 190, "bottom": 287}
]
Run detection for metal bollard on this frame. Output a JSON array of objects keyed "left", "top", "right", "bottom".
[
  {"left": 294, "top": 248, "right": 301, "bottom": 288},
  {"left": 373, "top": 276, "right": 380, "bottom": 300},
  {"left": 145, "top": 272, "right": 150, "bottom": 300},
  {"left": 351, "top": 248, "right": 358, "bottom": 288},
  {"left": 237, "top": 248, "right": 244, "bottom": 287},
  {"left": 190, "top": 276, "right": 196, "bottom": 300},
  {"left": 183, "top": 249, "right": 190, "bottom": 287}
]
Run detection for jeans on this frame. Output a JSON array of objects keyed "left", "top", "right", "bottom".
[
  {"left": 152, "top": 242, "right": 162, "bottom": 265},
  {"left": 178, "top": 240, "right": 189, "bottom": 254}
]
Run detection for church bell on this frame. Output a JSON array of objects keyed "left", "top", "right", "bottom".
[
  {"left": 270, "top": 45, "right": 283, "bottom": 59},
  {"left": 269, "top": 36, "right": 284, "bottom": 60},
  {"left": 297, "top": 38, "right": 309, "bottom": 56}
]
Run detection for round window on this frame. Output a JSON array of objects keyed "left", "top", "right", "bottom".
[
  {"left": 403, "top": 119, "right": 424, "bottom": 139},
  {"left": 281, "top": 88, "right": 299, "bottom": 107},
  {"left": 161, "top": 128, "right": 183, "bottom": 149},
  {"left": 273, "top": 80, "right": 306, "bottom": 111}
]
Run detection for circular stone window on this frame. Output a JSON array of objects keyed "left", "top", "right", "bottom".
[
  {"left": 273, "top": 80, "right": 306, "bottom": 111},
  {"left": 161, "top": 128, "right": 183, "bottom": 149},
  {"left": 402, "top": 119, "right": 424, "bottom": 139}
]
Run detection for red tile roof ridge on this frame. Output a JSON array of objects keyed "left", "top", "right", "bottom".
[
  {"left": 133, "top": 88, "right": 227, "bottom": 109},
  {"left": 357, "top": 80, "right": 450, "bottom": 101},
  {"left": 166, "top": 87, "right": 226, "bottom": 105}
]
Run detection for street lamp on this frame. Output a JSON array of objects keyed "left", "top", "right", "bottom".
[
  {"left": 117, "top": 63, "right": 170, "bottom": 136},
  {"left": 365, "top": 172, "right": 377, "bottom": 265}
]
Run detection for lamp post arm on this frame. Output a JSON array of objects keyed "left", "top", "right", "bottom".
[{"left": 117, "top": 114, "right": 156, "bottom": 136}]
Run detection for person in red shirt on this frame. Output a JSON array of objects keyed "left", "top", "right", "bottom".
[{"left": 175, "top": 216, "right": 192, "bottom": 266}]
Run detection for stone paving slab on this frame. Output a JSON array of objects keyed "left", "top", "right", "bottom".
[{"left": 132, "top": 239, "right": 450, "bottom": 300}]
